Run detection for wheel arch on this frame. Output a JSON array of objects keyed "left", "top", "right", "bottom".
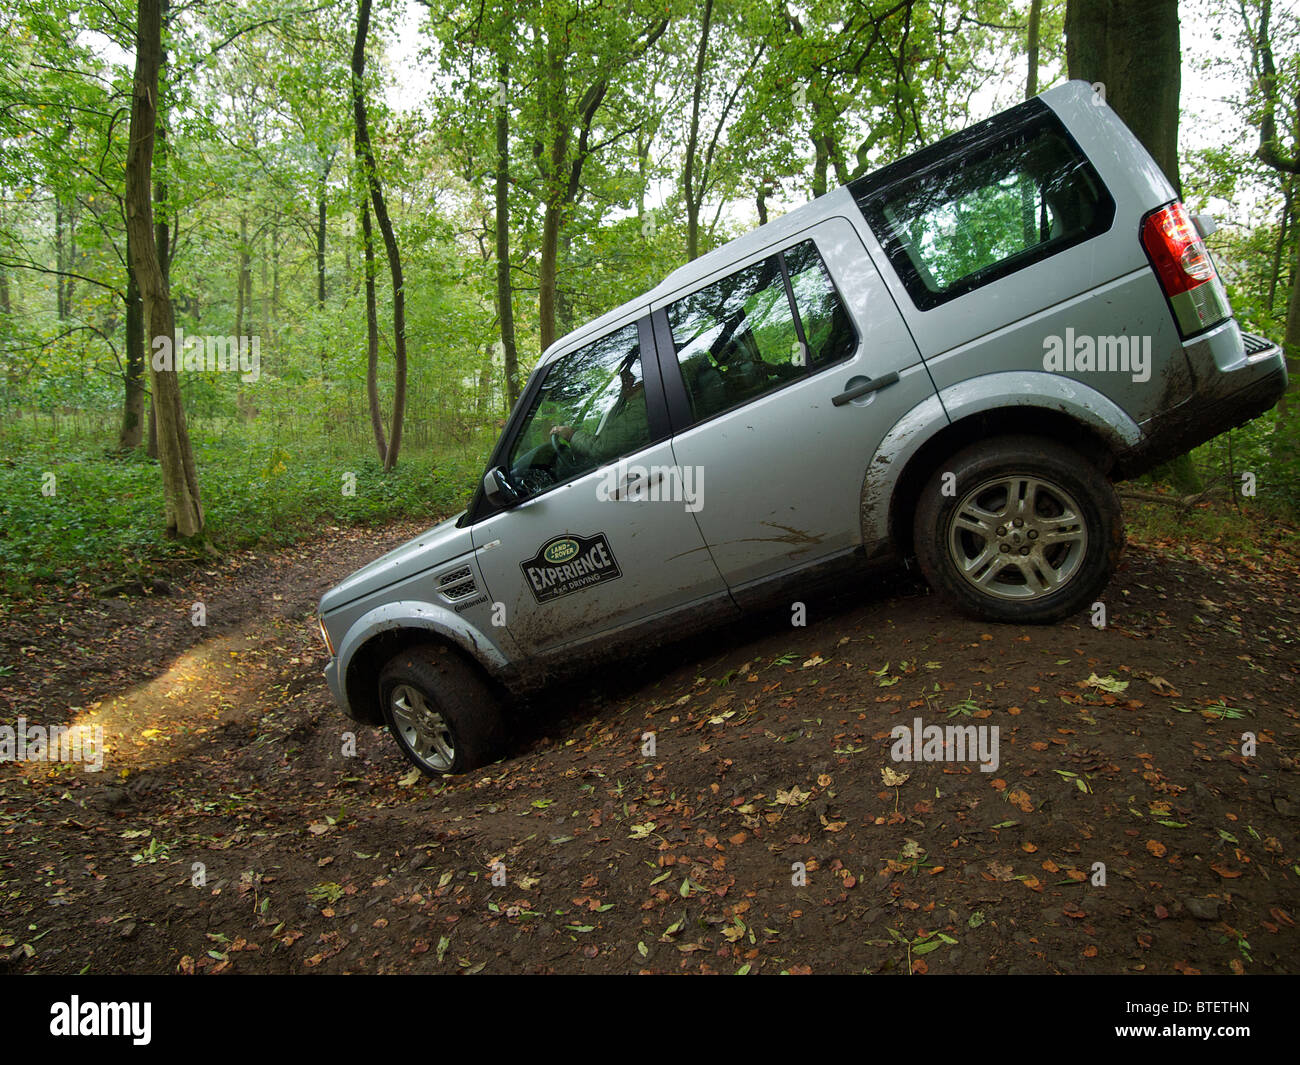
[
  {"left": 337, "top": 603, "right": 509, "bottom": 727},
  {"left": 869, "top": 383, "right": 1137, "bottom": 560}
]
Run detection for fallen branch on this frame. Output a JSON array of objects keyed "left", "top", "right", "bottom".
[{"left": 1118, "top": 474, "right": 1237, "bottom": 515}]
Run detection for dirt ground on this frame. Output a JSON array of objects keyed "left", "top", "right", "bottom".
[{"left": 1, "top": 511, "right": 1297, "bottom": 974}]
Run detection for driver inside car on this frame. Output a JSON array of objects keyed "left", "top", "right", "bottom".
[{"left": 548, "top": 362, "right": 648, "bottom": 466}]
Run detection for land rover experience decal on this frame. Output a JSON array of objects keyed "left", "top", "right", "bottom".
[{"left": 522, "top": 533, "right": 622, "bottom": 603}]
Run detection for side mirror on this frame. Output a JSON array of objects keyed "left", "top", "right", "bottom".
[
  {"left": 1192, "top": 213, "right": 1218, "bottom": 239},
  {"left": 482, "top": 466, "right": 521, "bottom": 506}
]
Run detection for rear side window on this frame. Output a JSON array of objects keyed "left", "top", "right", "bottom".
[
  {"left": 667, "top": 239, "right": 856, "bottom": 423},
  {"left": 855, "top": 114, "right": 1114, "bottom": 310}
]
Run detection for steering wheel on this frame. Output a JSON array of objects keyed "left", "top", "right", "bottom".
[{"left": 550, "top": 431, "right": 578, "bottom": 473}]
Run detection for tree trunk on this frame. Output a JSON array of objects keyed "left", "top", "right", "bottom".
[
  {"left": 1066, "top": 0, "right": 1181, "bottom": 193},
  {"left": 260, "top": 228, "right": 269, "bottom": 340},
  {"left": 556, "top": 231, "right": 572, "bottom": 337},
  {"left": 539, "top": 200, "right": 560, "bottom": 352},
  {"left": 494, "top": 54, "right": 520, "bottom": 408},
  {"left": 1245, "top": 0, "right": 1300, "bottom": 412},
  {"left": 235, "top": 210, "right": 250, "bottom": 338},
  {"left": 117, "top": 236, "right": 146, "bottom": 451},
  {"left": 811, "top": 136, "right": 830, "bottom": 198},
  {"left": 125, "top": 0, "right": 203, "bottom": 537},
  {"left": 55, "top": 198, "right": 66, "bottom": 318},
  {"left": 361, "top": 200, "right": 386, "bottom": 462},
  {"left": 1026, "top": 0, "right": 1042, "bottom": 98},
  {"left": 1283, "top": 233, "right": 1300, "bottom": 411},
  {"left": 1066, "top": 0, "right": 1198, "bottom": 492},
  {"left": 684, "top": 0, "right": 713, "bottom": 261},
  {"left": 352, "top": 0, "right": 406, "bottom": 471}
]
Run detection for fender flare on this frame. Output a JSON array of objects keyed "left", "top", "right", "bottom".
[
  {"left": 860, "top": 372, "right": 1142, "bottom": 545},
  {"left": 336, "top": 599, "right": 510, "bottom": 698}
]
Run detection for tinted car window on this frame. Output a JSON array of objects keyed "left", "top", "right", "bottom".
[
  {"left": 507, "top": 322, "right": 650, "bottom": 494},
  {"left": 783, "top": 240, "right": 858, "bottom": 367},
  {"left": 856, "top": 114, "right": 1114, "bottom": 309},
  {"left": 668, "top": 240, "right": 855, "bottom": 422}
]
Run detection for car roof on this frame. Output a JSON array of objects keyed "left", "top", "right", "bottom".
[{"left": 536, "top": 80, "right": 1091, "bottom": 368}]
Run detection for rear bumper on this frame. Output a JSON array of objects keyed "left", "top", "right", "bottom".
[{"left": 1116, "top": 328, "right": 1287, "bottom": 478}]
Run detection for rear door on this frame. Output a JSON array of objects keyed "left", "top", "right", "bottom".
[
  {"left": 470, "top": 315, "right": 732, "bottom": 656},
  {"left": 652, "top": 215, "right": 931, "bottom": 596}
]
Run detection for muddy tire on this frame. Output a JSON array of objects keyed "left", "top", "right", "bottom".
[
  {"left": 913, "top": 435, "right": 1123, "bottom": 624},
  {"left": 378, "top": 644, "right": 504, "bottom": 776}
]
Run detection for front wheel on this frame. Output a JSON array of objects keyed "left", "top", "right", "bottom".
[
  {"left": 379, "top": 644, "right": 504, "bottom": 775},
  {"left": 913, "top": 435, "right": 1123, "bottom": 624}
]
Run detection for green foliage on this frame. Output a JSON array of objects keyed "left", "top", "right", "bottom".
[
  {"left": 1, "top": 0, "right": 1299, "bottom": 588},
  {"left": 0, "top": 423, "right": 487, "bottom": 598}
]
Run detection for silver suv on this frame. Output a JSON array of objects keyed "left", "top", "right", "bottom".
[{"left": 318, "top": 81, "right": 1286, "bottom": 776}]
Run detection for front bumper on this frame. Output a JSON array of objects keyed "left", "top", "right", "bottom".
[{"left": 324, "top": 657, "right": 352, "bottom": 718}]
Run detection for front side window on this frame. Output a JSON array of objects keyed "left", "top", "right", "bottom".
[
  {"left": 668, "top": 240, "right": 855, "bottom": 422},
  {"left": 506, "top": 322, "right": 651, "bottom": 496},
  {"left": 856, "top": 115, "right": 1114, "bottom": 309}
]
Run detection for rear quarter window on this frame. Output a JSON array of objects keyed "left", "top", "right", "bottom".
[{"left": 853, "top": 113, "right": 1115, "bottom": 310}]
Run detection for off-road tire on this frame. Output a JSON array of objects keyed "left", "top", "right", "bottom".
[
  {"left": 913, "top": 435, "right": 1124, "bottom": 624},
  {"left": 378, "top": 644, "right": 504, "bottom": 775}
]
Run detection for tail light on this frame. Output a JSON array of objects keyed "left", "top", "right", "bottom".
[{"left": 1141, "top": 201, "right": 1230, "bottom": 337}]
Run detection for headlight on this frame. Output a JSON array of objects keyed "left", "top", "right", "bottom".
[{"left": 317, "top": 614, "right": 335, "bottom": 656}]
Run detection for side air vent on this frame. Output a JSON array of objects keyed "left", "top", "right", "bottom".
[{"left": 437, "top": 566, "right": 478, "bottom": 601}]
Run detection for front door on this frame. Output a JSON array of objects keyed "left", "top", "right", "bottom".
[{"left": 471, "top": 316, "right": 731, "bottom": 656}]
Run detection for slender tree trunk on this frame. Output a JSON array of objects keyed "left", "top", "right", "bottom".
[
  {"left": 1246, "top": 1, "right": 1300, "bottom": 412},
  {"left": 260, "top": 228, "right": 269, "bottom": 340},
  {"left": 126, "top": 0, "right": 202, "bottom": 537},
  {"left": 1267, "top": 179, "right": 1291, "bottom": 314},
  {"left": 352, "top": 0, "right": 406, "bottom": 471},
  {"left": 1283, "top": 234, "right": 1300, "bottom": 412},
  {"left": 1027, "top": 0, "right": 1042, "bottom": 98},
  {"left": 272, "top": 237, "right": 280, "bottom": 335},
  {"left": 684, "top": 0, "right": 713, "bottom": 261},
  {"left": 539, "top": 201, "right": 560, "bottom": 352},
  {"left": 555, "top": 231, "right": 572, "bottom": 337},
  {"left": 361, "top": 200, "right": 386, "bottom": 461},
  {"left": 494, "top": 54, "right": 520, "bottom": 408},
  {"left": 811, "top": 137, "right": 830, "bottom": 198},
  {"left": 117, "top": 235, "right": 146, "bottom": 450},
  {"left": 55, "top": 200, "right": 66, "bottom": 318},
  {"left": 316, "top": 159, "right": 332, "bottom": 310}
]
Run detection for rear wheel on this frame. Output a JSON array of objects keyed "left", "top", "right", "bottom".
[
  {"left": 913, "top": 435, "right": 1123, "bottom": 623},
  {"left": 379, "top": 644, "right": 504, "bottom": 775}
]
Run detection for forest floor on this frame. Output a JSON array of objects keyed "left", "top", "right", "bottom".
[{"left": 1, "top": 510, "right": 1298, "bottom": 974}]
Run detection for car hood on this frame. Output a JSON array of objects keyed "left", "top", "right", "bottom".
[{"left": 319, "top": 513, "right": 471, "bottom": 614}]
